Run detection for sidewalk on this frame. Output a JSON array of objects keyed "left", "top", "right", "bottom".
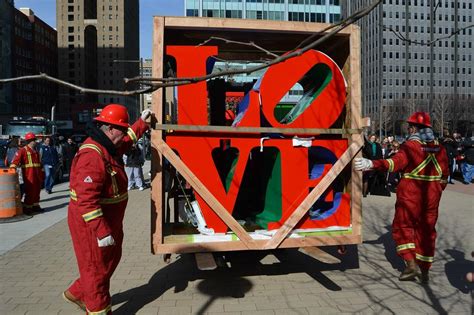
[{"left": 0, "top": 167, "right": 472, "bottom": 314}]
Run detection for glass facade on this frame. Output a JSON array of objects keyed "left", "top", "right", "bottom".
[{"left": 185, "top": 0, "right": 341, "bottom": 23}]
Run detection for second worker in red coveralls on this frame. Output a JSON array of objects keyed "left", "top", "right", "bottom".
[
  {"left": 355, "top": 112, "right": 449, "bottom": 283},
  {"left": 63, "top": 104, "right": 152, "bottom": 314}
]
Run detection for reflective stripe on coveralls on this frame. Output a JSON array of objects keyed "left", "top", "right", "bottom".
[
  {"left": 402, "top": 153, "right": 443, "bottom": 181},
  {"left": 396, "top": 243, "right": 416, "bottom": 252},
  {"left": 87, "top": 305, "right": 112, "bottom": 315},
  {"left": 23, "top": 151, "right": 42, "bottom": 168},
  {"left": 70, "top": 189, "right": 128, "bottom": 204},
  {"left": 127, "top": 128, "right": 138, "bottom": 143},
  {"left": 386, "top": 158, "right": 395, "bottom": 172},
  {"left": 82, "top": 209, "right": 103, "bottom": 222},
  {"left": 416, "top": 253, "right": 434, "bottom": 262}
]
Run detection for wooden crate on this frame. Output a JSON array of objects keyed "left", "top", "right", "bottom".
[{"left": 151, "top": 17, "right": 365, "bottom": 254}]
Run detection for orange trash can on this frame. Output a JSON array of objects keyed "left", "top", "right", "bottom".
[{"left": 0, "top": 168, "right": 23, "bottom": 218}]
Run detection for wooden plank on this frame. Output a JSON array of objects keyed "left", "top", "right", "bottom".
[
  {"left": 195, "top": 253, "right": 218, "bottom": 270},
  {"left": 154, "top": 234, "right": 362, "bottom": 254},
  {"left": 349, "top": 25, "right": 364, "bottom": 238},
  {"left": 151, "top": 16, "right": 165, "bottom": 254},
  {"left": 263, "top": 141, "right": 364, "bottom": 250},
  {"left": 163, "top": 16, "right": 353, "bottom": 36},
  {"left": 154, "top": 123, "right": 362, "bottom": 135},
  {"left": 299, "top": 247, "right": 342, "bottom": 264},
  {"left": 153, "top": 138, "right": 258, "bottom": 250}
]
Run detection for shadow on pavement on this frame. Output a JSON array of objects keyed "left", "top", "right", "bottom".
[
  {"left": 444, "top": 249, "right": 474, "bottom": 294},
  {"left": 40, "top": 194, "right": 70, "bottom": 203},
  {"left": 43, "top": 202, "right": 70, "bottom": 212},
  {"left": 112, "top": 246, "right": 358, "bottom": 314},
  {"left": 363, "top": 225, "right": 405, "bottom": 272}
]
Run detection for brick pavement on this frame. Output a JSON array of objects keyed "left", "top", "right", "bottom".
[{"left": 1, "top": 176, "right": 473, "bottom": 314}]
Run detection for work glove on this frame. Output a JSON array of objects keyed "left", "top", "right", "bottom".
[
  {"left": 354, "top": 158, "right": 373, "bottom": 171},
  {"left": 97, "top": 235, "right": 115, "bottom": 247},
  {"left": 141, "top": 108, "right": 153, "bottom": 121}
]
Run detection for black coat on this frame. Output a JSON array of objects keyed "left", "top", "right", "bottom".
[{"left": 363, "top": 140, "right": 383, "bottom": 160}]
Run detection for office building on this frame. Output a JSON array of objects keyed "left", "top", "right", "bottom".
[
  {"left": 56, "top": 0, "right": 139, "bottom": 125},
  {"left": 0, "top": 1, "right": 57, "bottom": 124},
  {"left": 342, "top": 0, "right": 473, "bottom": 134}
]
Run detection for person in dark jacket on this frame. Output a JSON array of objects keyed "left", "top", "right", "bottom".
[
  {"left": 441, "top": 131, "right": 458, "bottom": 184},
  {"left": 63, "top": 138, "right": 78, "bottom": 174},
  {"left": 460, "top": 137, "right": 474, "bottom": 184},
  {"left": 40, "top": 136, "right": 59, "bottom": 194},
  {"left": 362, "top": 133, "right": 384, "bottom": 197},
  {"left": 123, "top": 144, "right": 145, "bottom": 190}
]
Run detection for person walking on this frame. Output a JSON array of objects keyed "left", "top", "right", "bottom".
[
  {"left": 460, "top": 136, "right": 474, "bottom": 184},
  {"left": 40, "top": 136, "right": 59, "bottom": 194},
  {"left": 9, "top": 132, "right": 44, "bottom": 214},
  {"left": 124, "top": 144, "right": 145, "bottom": 191},
  {"left": 63, "top": 104, "right": 152, "bottom": 314},
  {"left": 362, "top": 133, "right": 383, "bottom": 197},
  {"left": 355, "top": 112, "right": 449, "bottom": 283},
  {"left": 441, "top": 131, "right": 458, "bottom": 184}
]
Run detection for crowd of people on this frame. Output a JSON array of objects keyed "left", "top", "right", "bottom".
[{"left": 361, "top": 129, "right": 473, "bottom": 197}]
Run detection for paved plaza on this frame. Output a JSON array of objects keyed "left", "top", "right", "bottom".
[{"left": 1, "top": 163, "right": 473, "bottom": 314}]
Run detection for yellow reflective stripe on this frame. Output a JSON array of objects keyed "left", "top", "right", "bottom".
[
  {"left": 82, "top": 209, "right": 103, "bottom": 222},
  {"left": 79, "top": 144, "right": 103, "bottom": 156},
  {"left": 403, "top": 153, "right": 442, "bottom": 181},
  {"left": 87, "top": 305, "right": 112, "bottom": 315},
  {"left": 70, "top": 189, "right": 77, "bottom": 201},
  {"left": 416, "top": 253, "right": 434, "bottom": 262},
  {"left": 127, "top": 128, "right": 138, "bottom": 143},
  {"left": 100, "top": 192, "right": 128, "bottom": 204},
  {"left": 396, "top": 243, "right": 416, "bottom": 252},
  {"left": 386, "top": 159, "right": 395, "bottom": 172},
  {"left": 22, "top": 151, "right": 41, "bottom": 168}
]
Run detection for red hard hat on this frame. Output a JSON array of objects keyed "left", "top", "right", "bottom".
[
  {"left": 24, "top": 132, "right": 36, "bottom": 141},
  {"left": 406, "top": 111, "right": 431, "bottom": 128},
  {"left": 94, "top": 104, "right": 129, "bottom": 128},
  {"left": 225, "top": 109, "right": 235, "bottom": 121}
]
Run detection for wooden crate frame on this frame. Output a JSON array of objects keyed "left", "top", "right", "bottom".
[{"left": 151, "top": 16, "right": 365, "bottom": 254}]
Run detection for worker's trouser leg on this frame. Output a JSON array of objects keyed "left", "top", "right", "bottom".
[
  {"left": 69, "top": 229, "right": 123, "bottom": 314},
  {"left": 414, "top": 195, "right": 440, "bottom": 270},
  {"left": 23, "top": 178, "right": 41, "bottom": 209},
  {"left": 392, "top": 199, "right": 418, "bottom": 261}
]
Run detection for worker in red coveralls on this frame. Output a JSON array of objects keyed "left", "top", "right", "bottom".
[
  {"left": 355, "top": 112, "right": 449, "bottom": 283},
  {"left": 9, "top": 132, "right": 44, "bottom": 214},
  {"left": 63, "top": 104, "right": 152, "bottom": 314}
]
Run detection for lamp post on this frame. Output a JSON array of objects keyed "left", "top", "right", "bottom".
[{"left": 112, "top": 58, "right": 144, "bottom": 115}]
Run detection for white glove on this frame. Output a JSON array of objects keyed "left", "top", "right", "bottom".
[
  {"left": 97, "top": 235, "right": 115, "bottom": 247},
  {"left": 141, "top": 109, "right": 153, "bottom": 121},
  {"left": 354, "top": 158, "right": 373, "bottom": 171}
]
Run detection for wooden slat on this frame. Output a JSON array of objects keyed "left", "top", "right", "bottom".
[
  {"left": 154, "top": 123, "right": 362, "bottom": 135},
  {"left": 151, "top": 16, "right": 165, "bottom": 253},
  {"left": 163, "top": 16, "right": 353, "bottom": 36},
  {"left": 154, "top": 234, "right": 362, "bottom": 254},
  {"left": 153, "top": 138, "right": 258, "bottom": 250},
  {"left": 263, "top": 141, "right": 364, "bottom": 250}
]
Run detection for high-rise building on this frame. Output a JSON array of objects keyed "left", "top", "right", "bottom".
[
  {"left": 342, "top": 0, "right": 473, "bottom": 135},
  {"left": 0, "top": 1, "right": 57, "bottom": 124},
  {"left": 56, "top": 0, "right": 139, "bottom": 125},
  {"left": 186, "top": 0, "right": 341, "bottom": 23}
]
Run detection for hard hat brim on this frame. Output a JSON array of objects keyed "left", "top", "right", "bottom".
[{"left": 94, "top": 116, "right": 129, "bottom": 129}]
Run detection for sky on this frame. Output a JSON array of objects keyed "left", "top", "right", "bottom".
[{"left": 13, "top": 0, "right": 184, "bottom": 59}]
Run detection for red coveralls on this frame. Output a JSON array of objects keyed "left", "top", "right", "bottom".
[
  {"left": 372, "top": 139, "right": 449, "bottom": 270},
  {"left": 67, "top": 119, "right": 148, "bottom": 314},
  {"left": 10, "top": 145, "right": 44, "bottom": 210}
]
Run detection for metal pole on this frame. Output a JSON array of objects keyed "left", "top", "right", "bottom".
[
  {"left": 378, "top": 1, "right": 383, "bottom": 140},
  {"left": 429, "top": 0, "right": 434, "bottom": 114}
]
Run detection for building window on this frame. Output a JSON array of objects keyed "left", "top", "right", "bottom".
[{"left": 68, "top": 15, "right": 74, "bottom": 21}]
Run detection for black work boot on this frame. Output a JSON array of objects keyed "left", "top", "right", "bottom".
[
  {"left": 399, "top": 259, "right": 420, "bottom": 281},
  {"left": 419, "top": 269, "right": 429, "bottom": 284}
]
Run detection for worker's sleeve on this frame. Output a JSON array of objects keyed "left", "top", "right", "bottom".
[
  {"left": 9, "top": 149, "right": 23, "bottom": 168},
  {"left": 72, "top": 150, "right": 111, "bottom": 239},
  {"left": 372, "top": 144, "right": 409, "bottom": 173},
  {"left": 117, "top": 118, "right": 149, "bottom": 156},
  {"left": 438, "top": 146, "right": 449, "bottom": 190}
]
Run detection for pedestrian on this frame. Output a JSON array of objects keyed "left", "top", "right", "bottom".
[
  {"left": 9, "top": 132, "right": 44, "bottom": 214},
  {"left": 362, "top": 133, "right": 383, "bottom": 197},
  {"left": 63, "top": 137, "right": 78, "bottom": 174},
  {"left": 40, "top": 136, "right": 59, "bottom": 194},
  {"left": 355, "top": 112, "right": 449, "bottom": 283},
  {"left": 386, "top": 140, "right": 401, "bottom": 192},
  {"left": 441, "top": 130, "right": 458, "bottom": 184},
  {"left": 124, "top": 144, "right": 145, "bottom": 191},
  {"left": 63, "top": 104, "right": 152, "bottom": 314},
  {"left": 460, "top": 136, "right": 474, "bottom": 184}
]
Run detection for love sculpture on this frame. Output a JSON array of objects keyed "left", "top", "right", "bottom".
[{"left": 151, "top": 17, "right": 365, "bottom": 254}]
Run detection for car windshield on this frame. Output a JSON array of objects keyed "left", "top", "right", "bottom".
[{"left": 6, "top": 125, "right": 46, "bottom": 137}]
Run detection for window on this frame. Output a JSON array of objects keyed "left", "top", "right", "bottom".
[{"left": 68, "top": 15, "right": 74, "bottom": 21}]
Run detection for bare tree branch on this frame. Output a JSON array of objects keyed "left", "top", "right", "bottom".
[
  {"left": 0, "top": 0, "right": 382, "bottom": 96},
  {"left": 383, "top": 24, "right": 474, "bottom": 46},
  {"left": 197, "top": 36, "right": 279, "bottom": 58}
]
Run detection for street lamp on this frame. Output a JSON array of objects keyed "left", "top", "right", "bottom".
[{"left": 112, "top": 58, "right": 144, "bottom": 114}]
